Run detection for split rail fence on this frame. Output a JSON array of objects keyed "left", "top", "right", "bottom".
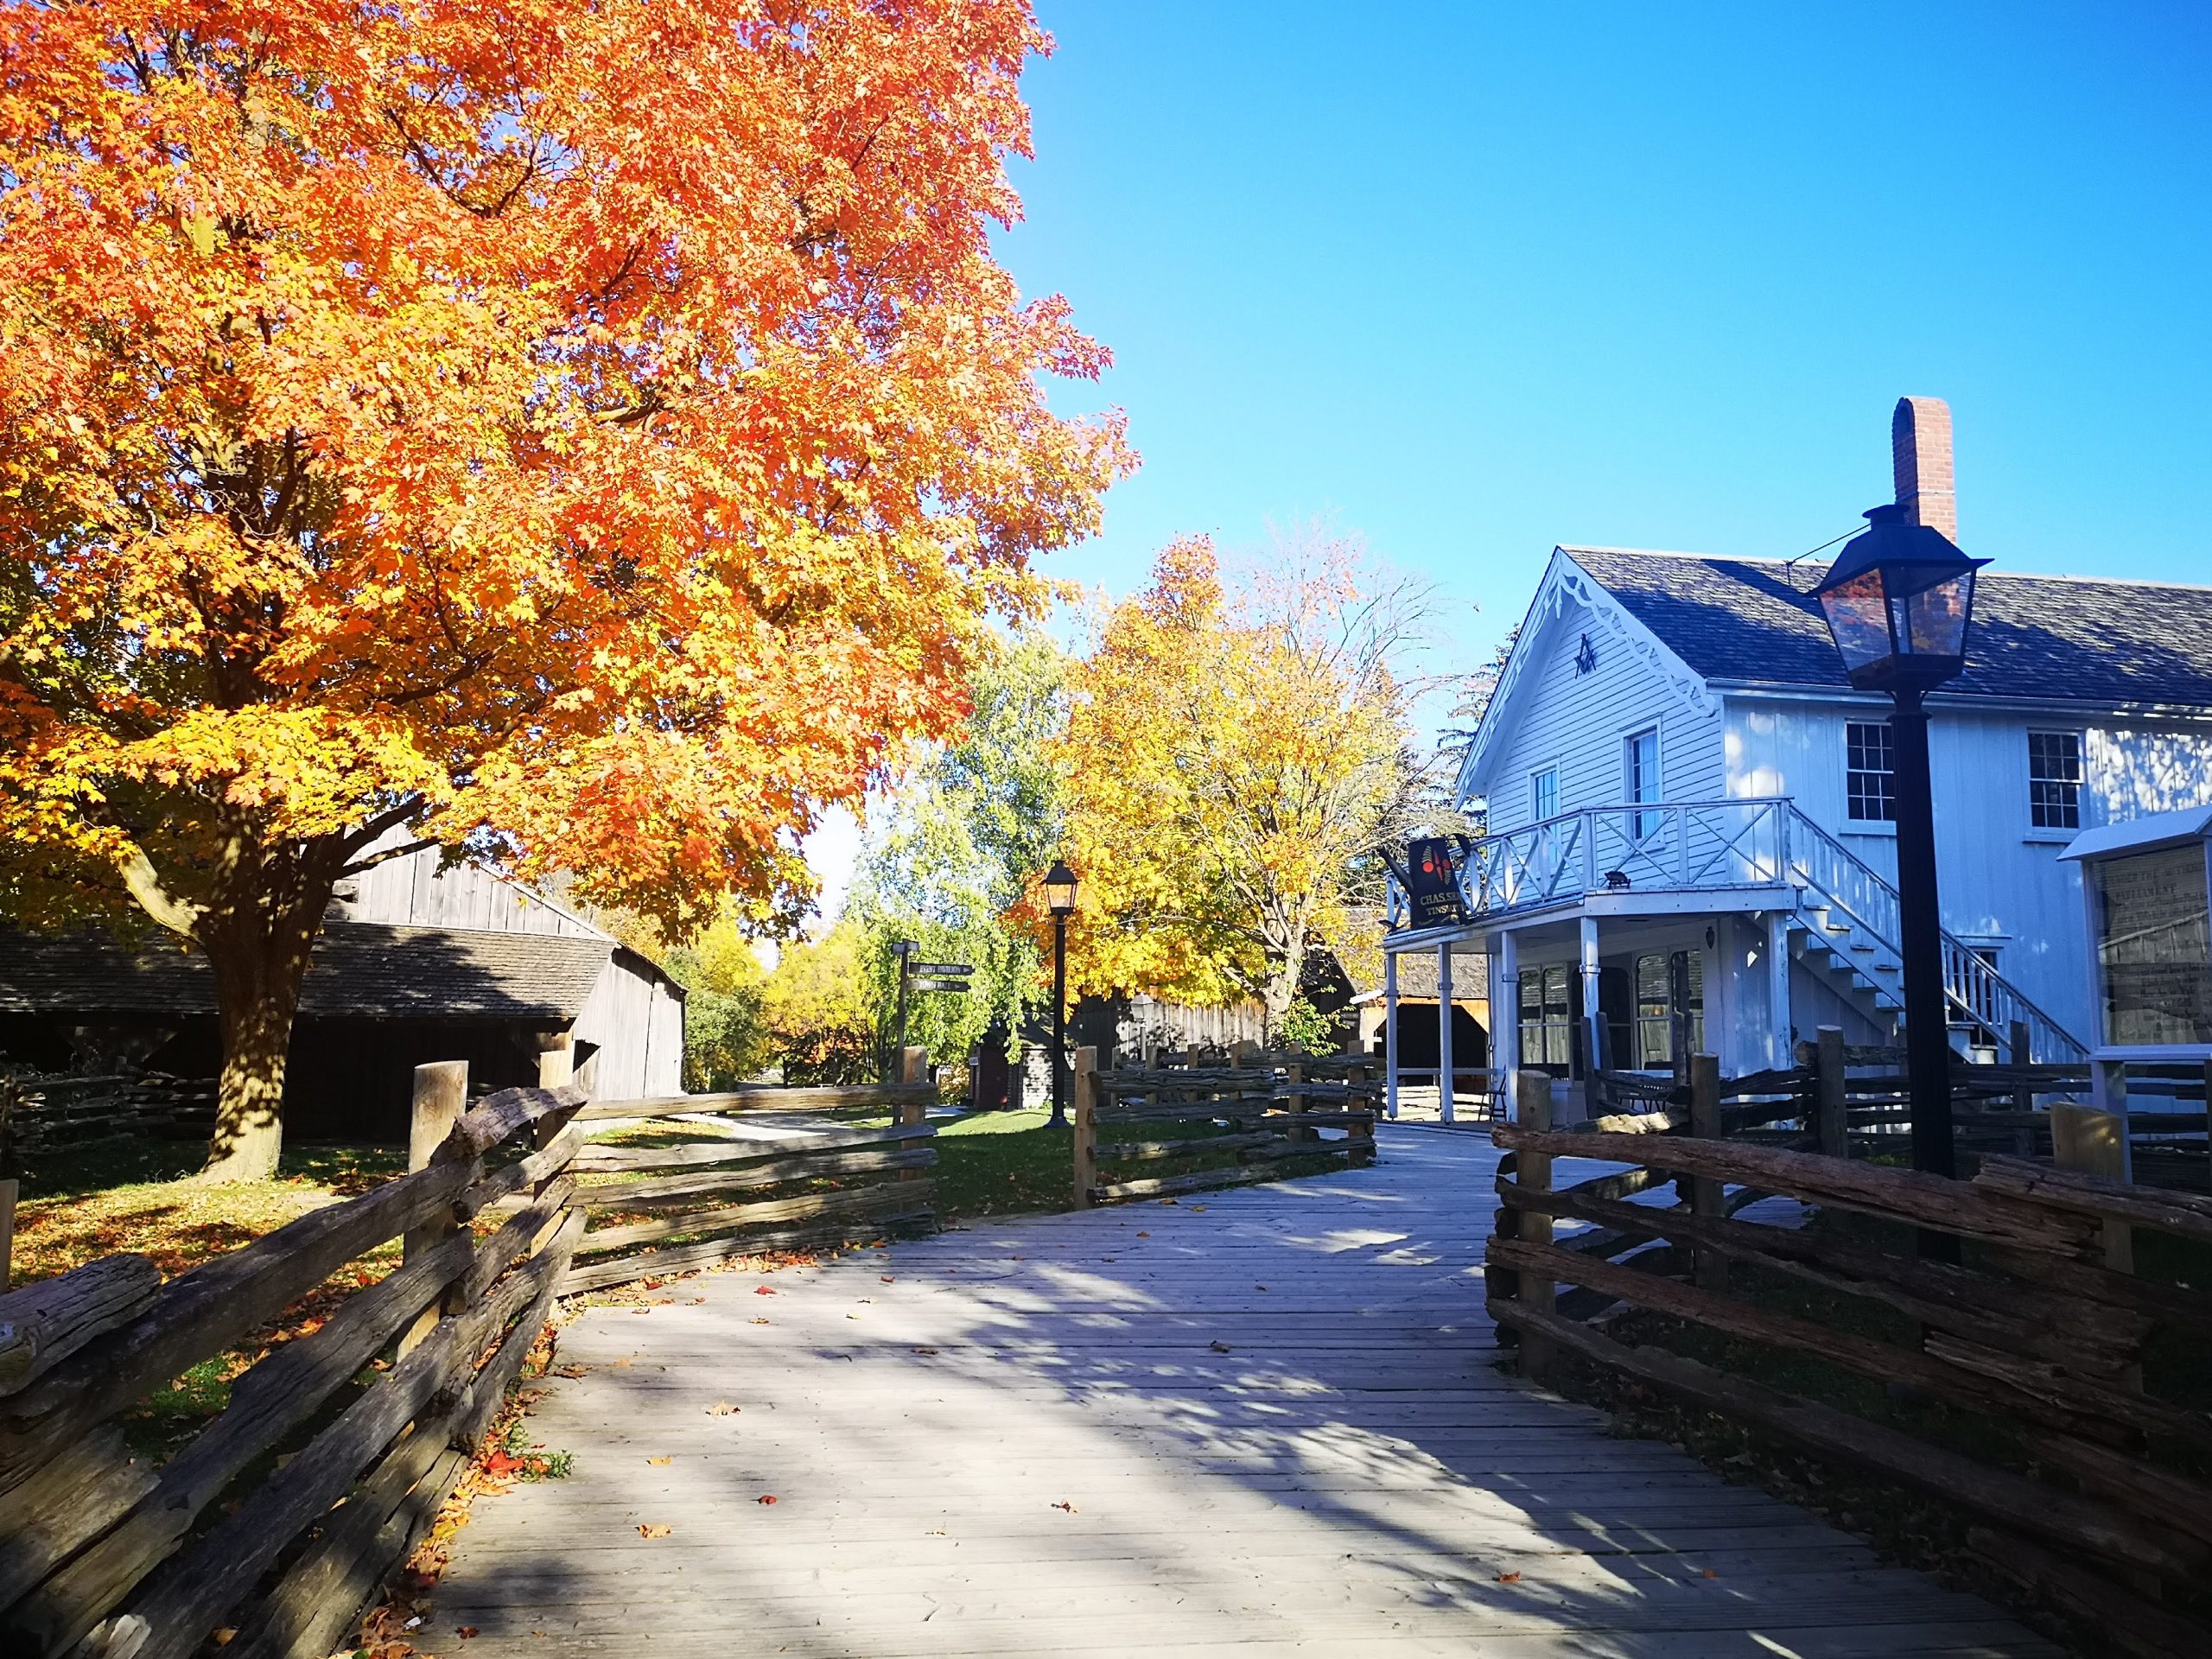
[
  {"left": 1491, "top": 1054, "right": 2212, "bottom": 1657},
  {"left": 1071, "top": 1047, "right": 1376, "bottom": 1207},
  {"left": 0, "top": 1056, "right": 938, "bottom": 1658}
]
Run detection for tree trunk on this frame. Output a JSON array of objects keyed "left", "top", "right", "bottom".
[{"left": 193, "top": 841, "right": 341, "bottom": 1182}]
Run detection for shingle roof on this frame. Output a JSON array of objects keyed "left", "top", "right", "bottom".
[
  {"left": 1564, "top": 547, "right": 2212, "bottom": 706},
  {"left": 1355, "top": 950, "right": 1488, "bottom": 1002},
  {"left": 0, "top": 923, "right": 615, "bottom": 1020}
]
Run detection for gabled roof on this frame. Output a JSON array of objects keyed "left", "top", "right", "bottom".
[
  {"left": 0, "top": 923, "right": 624, "bottom": 1020},
  {"left": 2060, "top": 804, "right": 2212, "bottom": 862},
  {"left": 1562, "top": 548, "right": 2212, "bottom": 708}
]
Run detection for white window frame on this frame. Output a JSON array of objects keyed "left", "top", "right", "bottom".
[
  {"left": 2026, "top": 729, "right": 2085, "bottom": 840},
  {"left": 1530, "top": 765, "right": 1560, "bottom": 824},
  {"left": 1843, "top": 718, "right": 1898, "bottom": 827},
  {"left": 1624, "top": 724, "right": 1662, "bottom": 839}
]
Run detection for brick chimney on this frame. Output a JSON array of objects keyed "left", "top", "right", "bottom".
[{"left": 1891, "top": 396, "right": 1956, "bottom": 540}]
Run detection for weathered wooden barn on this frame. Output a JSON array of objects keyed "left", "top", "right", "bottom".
[{"left": 0, "top": 844, "right": 683, "bottom": 1143}]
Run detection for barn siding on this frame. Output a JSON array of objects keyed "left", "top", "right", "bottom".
[{"left": 344, "top": 842, "right": 602, "bottom": 938}]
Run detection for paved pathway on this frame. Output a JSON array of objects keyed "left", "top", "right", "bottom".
[{"left": 429, "top": 1128, "right": 2062, "bottom": 1657}]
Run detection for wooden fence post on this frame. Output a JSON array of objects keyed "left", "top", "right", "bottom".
[
  {"left": 1815, "top": 1026, "right": 1847, "bottom": 1160},
  {"left": 899, "top": 1047, "right": 930, "bottom": 1194},
  {"left": 1284, "top": 1058, "right": 1313, "bottom": 1143},
  {"left": 1689, "top": 1052, "right": 1727, "bottom": 1292},
  {"left": 0, "top": 1176, "right": 16, "bottom": 1292},
  {"left": 1513, "top": 1069, "right": 1555, "bottom": 1382},
  {"left": 1347, "top": 1062, "right": 1376, "bottom": 1165},
  {"left": 2008, "top": 1020, "right": 2036, "bottom": 1156},
  {"left": 2052, "top": 1100, "right": 2133, "bottom": 1275},
  {"left": 401, "top": 1061, "right": 469, "bottom": 1356},
  {"left": 1071, "top": 1046, "right": 1098, "bottom": 1210}
]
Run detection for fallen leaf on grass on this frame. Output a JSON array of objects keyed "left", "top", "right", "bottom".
[
  {"left": 647, "top": 1456, "right": 671, "bottom": 1465},
  {"left": 1051, "top": 1501, "right": 1077, "bottom": 1512},
  {"left": 705, "top": 1401, "right": 740, "bottom": 1415},
  {"left": 758, "top": 1494, "right": 779, "bottom": 1505},
  {"left": 1496, "top": 1572, "right": 1521, "bottom": 1584},
  {"left": 638, "top": 1523, "right": 672, "bottom": 1539}
]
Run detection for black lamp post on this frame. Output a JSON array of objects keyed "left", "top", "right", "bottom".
[
  {"left": 1044, "top": 860, "right": 1079, "bottom": 1128},
  {"left": 1812, "top": 504, "right": 1988, "bottom": 1196}
]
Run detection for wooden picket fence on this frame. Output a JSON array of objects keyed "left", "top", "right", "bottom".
[
  {"left": 0, "top": 1058, "right": 938, "bottom": 1658},
  {"left": 1490, "top": 1060, "right": 2212, "bottom": 1658},
  {"left": 1071, "top": 1046, "right": 1376, "bottom": 1207}
]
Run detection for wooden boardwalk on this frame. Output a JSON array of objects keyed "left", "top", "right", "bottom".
[{"left": 428, "top": 1128, "right": 2063, "bottom": 1657}]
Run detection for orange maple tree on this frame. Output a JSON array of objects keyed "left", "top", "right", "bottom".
[{"left": 0, "top": 0, "right": 1130, "bottom": 1176}]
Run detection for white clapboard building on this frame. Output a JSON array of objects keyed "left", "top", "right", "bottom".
[{"left": 1383, "top": 397, "right": 2212, "bottom": 1114}]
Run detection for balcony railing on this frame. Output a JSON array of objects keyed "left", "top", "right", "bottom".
[{"left": 1382, "top": 798, "right": 2090, "bottom": 1064}]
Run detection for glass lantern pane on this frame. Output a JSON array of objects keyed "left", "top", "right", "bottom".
[
  {"left": 1903, "top": 571, "right": 1974, "bottom": 658},
  {"left": 1818, "top": 571, "right": 1893, "bottom": 671}
]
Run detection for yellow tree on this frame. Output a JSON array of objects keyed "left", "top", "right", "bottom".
[
  {"left": 0, "top": 0, "right": 1130, "bottom": 1175},
  {"left": 1056, "top": 532, "right": 1421, "bottom": 1027}
]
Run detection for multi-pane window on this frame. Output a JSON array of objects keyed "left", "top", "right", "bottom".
[
  {"left": 1845, "top": 721, "right": 1897, "bottom": 823},
  {"left": 1517, "top": 965, "right": 1574, "bottom": 1071},
  {"left": 1625, "top": 727, "right": 1660, "bottom": 837},
  {"left": 2029, "top": 732, "right": 2083, "bottom": 830},
  {"left": 1531, "top": 766, "right": 1560, "bottom": 823},
  {"left": 1633, "top": 950, "right": 1705, "bottom": 1068}
]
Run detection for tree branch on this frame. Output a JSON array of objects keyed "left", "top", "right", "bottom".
[
  {"left": 116, "top": 847, "right": 204, "bottom": 941},
  {"left": 339, "top": 837, "right": 439, "bottom": 877}
]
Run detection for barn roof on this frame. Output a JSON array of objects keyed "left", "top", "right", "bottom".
[
  {"left": 0, "top": 923, "right": 618, "bottom": 1020},
  {"left": 1562, "top": 547, "right": 2212, "bottom": 708}
]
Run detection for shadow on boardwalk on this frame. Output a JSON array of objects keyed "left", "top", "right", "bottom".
[{"left": 424, "top": 1130, "right": 2064, "bottom": 1658}]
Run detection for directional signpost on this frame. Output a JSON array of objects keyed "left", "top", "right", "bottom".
[{"left": 890, "top": 942, "right": 976, "bottom": 1070}]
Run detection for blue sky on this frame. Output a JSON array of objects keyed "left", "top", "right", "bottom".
[
  {"left": 998, "top": 0, "right": 2212, "bottom": 668},
  {"left": 811, "top": 1, "right": 2212, "bottom": 921}
]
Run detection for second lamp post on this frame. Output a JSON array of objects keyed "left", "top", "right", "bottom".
[{"left": 1045, "top": 861, "right": 1079, "bottom": 1127}]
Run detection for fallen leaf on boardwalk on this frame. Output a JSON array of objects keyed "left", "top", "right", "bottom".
[
  {"left": 1051, "top": 1501, "right": 1077, "bottom": 1512},
  {"left": 1135, "top": 1230, "right": 1150, "bottom": 1237},
  {"left": 613, "top": 1357, "right": 633, "bottom": 1368},
  {"left": 551, "top": 1365, "right": 588, "bottom": 1378},
  {"left": 759, "top": 1494, "right": 779, "bottom": 1505},
  {"left": 755, "top": 1286, "right": 777, "bottom": 1295},
  {"left": 692, "top": 1297, "right": 708, "bottom": 1304},
  {"left": 1701, "top": 1568, "right": 1719, "bottom": 1579},
  {"left": 211, "top": 1630, "right": 236, "bottom": 1647},
  {"left": 752, "top": 1317, "right": 771, "bottom": 1325},
  {"left": 458, "top": 1627, "right": 481, "bottom": 1638},
  {"left": 1255, "top": 1285, "right": 1268, "bottom": 1292},
  {"left": 912, "top": 1347, "right": 938, "bottom": 1356},
  {"left": 1496, "top": 1572, "right": 1522, "bottom": 1584},
  {"left": 1159, "top": 1198, "right": 1179, "bottom": 1205},
  {"left": 847, "top": 1313, "right": 861, "bottom": 1320},
  {"left": 1210, "top": 1341, "right": 1232, "bottom": 1354},
  {"left": 1190, "top": 1205, "right": 1206, "bottom": 1211},
  {"left": 880, "top": 1275, "right": 895, "bottom": 1283},
  {"left": 638, "top": 1523, "right": 672, "bottom": 1539},
  {"left": 647, "top": 1456, "right": 671, "bottom": 1465},
  {"left": 705, "top": 1401, "right": 740, "bottom": 1415}
]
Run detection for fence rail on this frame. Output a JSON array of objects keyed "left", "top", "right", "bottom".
[
  {"left": 1489, "top": 1056, "right": 2212, "bottom": 1658},
  {"left": 0, "top": 1058, "right": 939, "bottom": 1658},
  {"left": 1071, "top": 1047, "right": 1376, "bottom": 1206}
]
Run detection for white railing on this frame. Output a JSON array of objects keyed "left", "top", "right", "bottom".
[{"left": 1398, "top": 798, "right": 2090, "bottom": 1065}]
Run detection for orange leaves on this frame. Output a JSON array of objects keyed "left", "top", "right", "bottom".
[{"left": 0, "top": 0, "right": 1131, "bottom": 950}]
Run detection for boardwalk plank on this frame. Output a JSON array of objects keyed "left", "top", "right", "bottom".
[{"left": 425, "top": 1128, "right": 2061, "bottom": 1657}]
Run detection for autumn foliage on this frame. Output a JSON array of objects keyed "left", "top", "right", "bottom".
[
  {"left": 0, "top": 0, "right": 1129, "bottom": 1173},
  {"left": 1053, "top": 533, "right": 1419, "bottom": 1027}
]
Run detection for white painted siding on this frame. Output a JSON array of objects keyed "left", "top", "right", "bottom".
[
  {"left": 1475, "top": 596, "right": 1725, "bottom": 832},
  {"left": 1725, "top": 695, "right": 2212, "bottom": 1045}
]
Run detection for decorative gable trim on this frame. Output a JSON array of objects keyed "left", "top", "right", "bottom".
[{"left": 1458, "top": 549, "right": 1716, "bottom": 804}]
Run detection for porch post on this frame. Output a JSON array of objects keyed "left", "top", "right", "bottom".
[
  {"left": 1383, "top": 950, "right": 1401, "bottom": 1121},
  {"left": 1579, "top": 915, "right": 1605, "bottom": 1087},
  {"left": 1437, "top": 943, "right": 1456, "bottom": 1124},
  {"left": 1766, "top": 910, "right": 1793, "bottom": 1070},
  {"left": 1496, "top": 928, "right": 1519, "bottom": 1120}
]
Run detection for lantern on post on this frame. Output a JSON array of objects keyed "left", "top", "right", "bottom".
[
  {"left": 1812, "top": 505, "right": 1988, "bottom": 1208},
  {"left": 1044, "top": 860, "right": 1079, "bottom": 1128}
]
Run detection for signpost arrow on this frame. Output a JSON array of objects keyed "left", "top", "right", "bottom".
[
  {"left": 910, "top": 962, "right": 973, "bottom": 977},
  {"left": 912, "top": 978, "right": 971, "bottom": 995}
]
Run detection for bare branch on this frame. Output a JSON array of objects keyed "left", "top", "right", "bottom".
[{"left": 116, "top": 847, "right": 203, "bottom": 940}]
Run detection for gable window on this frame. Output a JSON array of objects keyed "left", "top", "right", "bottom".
[
  {"left": 1625, "top": 727, "right": 1661, "bottom": 837},
  {"left": 2029, "top": 732, "right": 2082, "bottom": 831},
  {"left": 1531, "top": 766, "right": 1560, "bottom": 823},
  {"left": 1845, "top": 721, "right": 1897, "bottom": 823}
]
